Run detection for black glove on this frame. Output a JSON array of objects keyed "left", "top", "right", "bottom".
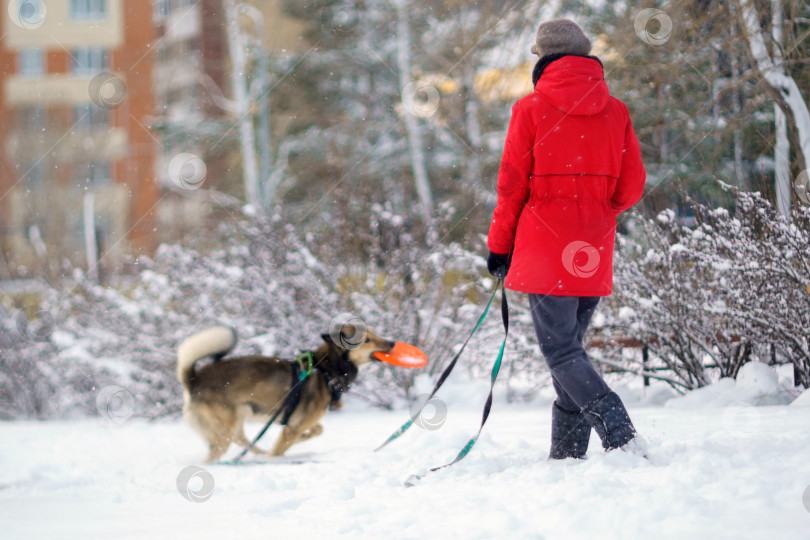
[{"left": 487, "top": 251, "right": 510, "bottom": 279}]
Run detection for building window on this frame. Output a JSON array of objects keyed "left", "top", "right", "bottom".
[
  {"left": 154, "top": 0, "right": 170, "bottom": 20},
  {"left": 75, "top": 104, "right": 109, "bottom": 130},
  {"left": 19, "top": 161, "right": 45, "bottom": 189},
  {"left": 16, "top": 106, "right": 46, "bottom": 131},
  {"left": 72, "top": 47, "right": 107, "bottom": 75},
  {"left": 18, "top": 48, "right": 45, "bottom": 77},
  {"left": 76, "top": 161, "right": 110, "bottom": 186},
  {"left": 70, "top": 0, "right": 108, "bottom": 21},
  {"left": 173, "top": 0, "right": 194, "bottom": 10}
]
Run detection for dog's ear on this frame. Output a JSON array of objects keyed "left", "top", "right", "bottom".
[{"left": 321, "top": 333, "right": 334, "bottom": 345}]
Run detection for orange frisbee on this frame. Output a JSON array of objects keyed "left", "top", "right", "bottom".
[{"left": 373, "top": 342, "right": 428, "bottom": 368}]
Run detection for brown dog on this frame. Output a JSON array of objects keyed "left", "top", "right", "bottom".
[{"left": 177, "top": 325, "right": 393, "bottom": 462}]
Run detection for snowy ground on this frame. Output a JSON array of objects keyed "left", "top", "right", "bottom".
[{"left": 2, "top": 375, "right": 810, "bottom": 540}]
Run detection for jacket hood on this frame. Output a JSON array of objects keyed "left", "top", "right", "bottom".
[{"left": 534, "top": 55, "right": 608, "bottom": 116}]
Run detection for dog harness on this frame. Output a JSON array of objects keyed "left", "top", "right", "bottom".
[
  {"left": 227, "top": 349, "right": 360, "bottom": 463},
  {"left": 280, "top": 352, "right": 314, "bottom": 425}
]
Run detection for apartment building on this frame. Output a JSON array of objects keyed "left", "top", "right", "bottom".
[
  {"left": 0, "top": 0, "right": 309, "bottom": 274},
  {"left": 0, "top": 0, "right": 157, "bottom": 272}
]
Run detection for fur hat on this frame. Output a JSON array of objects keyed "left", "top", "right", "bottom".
[{"left": 531, "top": 19, "right": 591, "bottom": 58}]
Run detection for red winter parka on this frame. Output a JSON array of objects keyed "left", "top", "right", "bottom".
[{"left": 487, "top": 55, "right": 645, "bottom": 297}]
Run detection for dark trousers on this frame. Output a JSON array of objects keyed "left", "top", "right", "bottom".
[{"left": 529, "top": 294, "right": 610, "bottom": 413}]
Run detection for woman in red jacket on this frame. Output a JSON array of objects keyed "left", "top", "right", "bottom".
[{"left": 487, "top": 20, "right": 647, "bottom": 459}]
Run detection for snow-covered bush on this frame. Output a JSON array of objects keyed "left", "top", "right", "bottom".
[
  {"left": 0, "top": 304, "right": 60, "bottom": 419},
  {"left": 2, "top": 221, "right": 340, "bottom": 420},
  {"left": 598, "top": 187, "right": 810, "bottom": 390},
  {"left": 0, "top": 207, "right": 548, "bottom": 419},
  {"left": 8, "top": 187, "right": 805, "bottom": 420}
]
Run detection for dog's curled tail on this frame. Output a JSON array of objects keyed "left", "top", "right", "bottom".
[{"left": 177, "top": 326, "right": 237, "bottom": 390}]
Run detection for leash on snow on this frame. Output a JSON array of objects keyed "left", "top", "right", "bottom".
[
  {"left": 374, "top": 271, "right": 510, "bottom": 486},
  {"left": 220, "top": 352, "right": 314, "bottom": 465}
]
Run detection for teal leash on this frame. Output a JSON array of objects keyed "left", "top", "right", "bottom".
[
  {"left": 402, "top": 274, "right": 509, "bottom": 486},
  {"left": 426, "top": 278, "right": 509, "bottom": 474},
  {"left": 374, "top": 276, "right": 503, "bottom": 453}
]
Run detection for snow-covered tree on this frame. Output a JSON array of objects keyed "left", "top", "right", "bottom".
[{"left": 738, "top": 0, "right": 810, "bottom": 172}]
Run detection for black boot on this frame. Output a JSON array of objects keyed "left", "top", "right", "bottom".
[
  {"left": 549, "top": 401, "right": 591, "bottom": 460},
  {"left": 582, "top": 391, "right": 636, "bottom": 451}
]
